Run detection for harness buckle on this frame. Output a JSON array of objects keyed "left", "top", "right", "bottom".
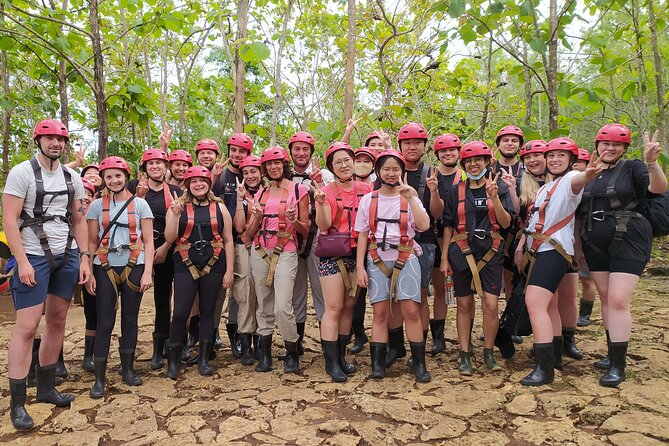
[
  {"left": 192, "top": 240, "right": 208, "bottom": 251},
  {"left": 591, "top": 210, "right": 606, "bottom": 221},
  {"left": 473, "top": 229, "right": 487, "bottom": 240}
]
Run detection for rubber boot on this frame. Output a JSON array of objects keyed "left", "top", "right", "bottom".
[
  {"left": 119, "top": 350, "right": 142, "bottom": 386},
  {"left": 407, "top": 330, "right": 428, "bottom": 369},
  {"left": 349, "top": 319, "right": 368, "bottom": 354},
  {"left": 166, "top": 342, "right": 183, "bottom": 380},
  {"left": 198, "top": 341, "right": 214, "bottom": 376},
  {"left": 252, "top": 334, "right": 262, "bottom": 361},
  {"left": 239, "top": 334, "right": 255, "bottom": 365},
  {"left": 255, "top": 335, "right": 273, "bottom": 372},
  {"left": 213, "top": 328, "right": 223, "bottom": 349},
  {"left": 55, "top": 347, "right": 68, "bottom": 378},
  {"left": 181, "top": 332, "right": 192, "bottom": 362},
  {"left": 322, "top": 340, "right": 346, "bottom": 382},
  {"left": 337, "top": 335, "right": 357, "bottom": 375},
  {"left": 27, "top": 338, "right": 40, "bottom": 387},
  {"left": 483, "top": 348, "right": 502, "bottom": 372},
  {"left": 151, "top": 333, "right": 167, "bottom": 370},
  {"left": 90, "top": 359, "right": 107, "bottom": 399},
  {"left": 600, "top": 341, "right": 628, "bottom": 387},
  {"left": 226, "top": 323, "right": 242, "bottom": 359},
  {"left": 458, "top": 351, "right": 474, "bottom": 376},
  {"left": 82, "top": 336, "right": 95, "bottom": 372},
  {"left": 296, "top": 322, "right": 305, "bottom": 356},
  {"left": 35, "top": 364, "right": 74, "bottom": 406},
  {"left": 9, "top": 377, "right": 34, "bottom": 430},
  {"left": 520, "top": 343, "right": 554, "bottom": 386},
  {"left": 385, "top": 327, "right": 406, "bottom": 368},
  {"left": 369, "top": 342, "right": 387, "bottom": 379},
  {"left": 553, "top": 336, "right": 564, "bottom": 371},
  {"left": 562, "top": 328, "right": 583, "bottom": 360},
  {"left": 208, "top": 333, "right": 218, "bottom": 360},
  {"left": 283, "top": 341, "right": 300, "bottom": 374},
  {"left": 577, "top": 299, "right": 594, "bottom": 327},
  {"left": 409, "top": 341, "right": 431, "bottom": 383},
  {"left": 469, "top": 320, "right": 475, "bottom": 354},
  {"left": 187, "top": 315, "right": 200, "bottom": 349},
  {"left": 429, "top": 319, "right": 446, "bottom": 356},
  {"left": 594, "top": 330, "right": 611, "bottom": 369}
]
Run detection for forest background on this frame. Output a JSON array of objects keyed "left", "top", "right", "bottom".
[{"left": 0, "top": 0, "right": 667, "bottom": 181}]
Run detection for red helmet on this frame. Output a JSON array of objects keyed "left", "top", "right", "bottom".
[
  {"left": 364, "top": 131, "right": 383, "bottom": 146},
  {"left": 289, "top": 131, "right": 316, "bottom": 151},
  {"left": 195, "top": 138, "right": 220, "bottom": 154},
  {"left": 80, "top": 163, "right": 100, "bottom": 177},
  {"left": 596, "top": 123, "right": 631, "bottom": 145},
  {"left": 519, "top": 140, "right": 548, "bottom": 159},
  {"left": 33, "top": 119, "right": 69, "bottom": 140},
  {"left": 375, "top": 150, "right": 406, "bottom": 175},
  {"left": 169, "top": 149, "right": 193, "bottom": 166},
  {"left": 184, "top": 165, "right": 212, "bottom": 182},
  {"left": 82, "top": 179, "right": 96, "bottom": 195},
  {"left": 99, "top": 156, "right": 131, "bottom": 176},
  {"left": 577, "top": 148, "right": 591, "bottom": 162},
  {"left": 546, "top": 137, "right": 579, "bottom": 156},
  {"left": 496, "top": 125, "right": 524, "bottom": 146},
  {"left": 227, "top": 133, "right": 253, "bottom": 152},
  {"left": 354, "top": 146, "right": 377, "bottom": 162},
  {"left": 325, "top": 142, "right": 355, "bottom": 169},
  {"left": 460, "top": 141, "right": 492, "bottom": 162},
  {"left": 141, "top": 148, "right": 169, "bottom": 166},
  {"left": 433, "top": 133, "right": 462, "bottom": 152},
  {"left": 239, "top": 155, "right": 261, "bottom": 171},
  {"left": 397, "top": 122, "right": 428, "bottom": 142},
  {"left": 260, "top": 146, "right": 290, "bottom": 164}
]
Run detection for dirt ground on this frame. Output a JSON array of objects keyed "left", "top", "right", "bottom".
[{"left": 0, "top": 274, "right": 667, "bottom": 445}]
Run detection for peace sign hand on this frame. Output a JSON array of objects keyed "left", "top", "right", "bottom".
[
  {"left": 426, "top": 167, "right": 438, "bottom": 192},
  {"left": 309, "top": 157, "right": 323, "bottom": 184},
  {"left": 235, "top": 177, "right": 246, "bottom": 200},
  {"left": 584, "top": 150, "right": 604, "bottom": 180},
  {"left": 500, "top": 165, "right": 516, "bottom": 189},
  {"left": 74, "top": 144, "right": 86, "bottom": 164},
  {"left": 490, "top": 145, "right": 499, "bottom": 167},
  {"left": 379, "top": 130, "right": 392, "bottom": 150},
  {"left": 487, "top": 172, "right": 500, "bottom": 198},
  {"left": 136, "top": 173, "right": 149, "bottom": 198},
  {"left": 285, "top": 194, "right": 298, "bottom": 223},
  {"left": 643, "top": 129, "right": 662, "bottom": 164},
  {"left": 250, "top": 197, "right": 263, "bottom": 219},
  {"left": 310, "top": 182, "right": 326, "bottom": 205},
  {"left": 169, "top": 191, "right": 184, "bottom": 215},
  {"left": 346, "top": 116, "right": 362, "bottom": 133},
  {"left": 213, "top": 152, "right": 230, "bottom": 177},
  {"left": 398, "top": 174, "right": 417, "bottom": 199},
  {"left": 159, "top": 124, "right": 174, "bottom": 151}
]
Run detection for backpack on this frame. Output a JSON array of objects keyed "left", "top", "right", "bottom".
[{"left": 643, "top": 191, "right": 669, "bottom": 237}]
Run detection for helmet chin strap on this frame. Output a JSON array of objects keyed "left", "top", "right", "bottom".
[
  {"left": 548, "top": 165, "right": 570, "bottom": 178},
  {"left": 441, "top": 161, "right": 458, "bottom": 168},
  {"left": 500, "top": 152, "right": 518, "bottom": 160},
  {"left": 380, "top": 180, "right": 399, "bottom": 188}
]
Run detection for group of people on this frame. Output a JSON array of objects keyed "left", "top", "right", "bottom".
[{"left": 3, "top": 118, "right": 665, "bottom": 431}]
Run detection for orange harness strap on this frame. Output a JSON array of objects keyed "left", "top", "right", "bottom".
[{"left": 174, "top": 201, "right": 224, "bottom": 280}]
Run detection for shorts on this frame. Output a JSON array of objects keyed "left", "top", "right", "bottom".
[
  {"left": 367, "top": 255, "right": 421, "bottom": 304},
  {"left": 586, "top": 253, "right": 646, "bottom": 276},
  {"left": 318, "top": 255, "right": 356, "bottom": 277},
  {"left": 12, "top": 249, "right": 80, "bottom": 311},
  {"left": 433, "top": 242, "right": 442, "bottom": 268},
  {"left": 416, "top": 242, "right": 437, "bottom": 289},
  {"left": 452, "top": 255, "right": 503, "bottom": 298},
  {"left": 526, "top": 250, "right": 572, "bottom": 293}
]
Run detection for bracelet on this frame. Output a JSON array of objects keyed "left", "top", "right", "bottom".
[{"left": 79, "top": 251, "right": 90, "bottom": 258}]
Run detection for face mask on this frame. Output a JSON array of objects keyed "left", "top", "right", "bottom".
[
  {"left": 468, "top": 167, "right": 487, "bottom": 181},
  {"left": 354, "top": 163, "right": 373, "bottom": 178}
]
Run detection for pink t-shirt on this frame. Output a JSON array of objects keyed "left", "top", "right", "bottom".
[
  {"left": 254, "top": 183, "right": 308, "bottom": 252},
  {"left": 322, "top": 181, "right": 372, "bottom": 246},
  {"left": 354, "top": 191, "right": 424, "bottom": 262}
]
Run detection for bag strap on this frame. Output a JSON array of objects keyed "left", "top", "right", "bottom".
[{"left": 96, "top": 195, "right": 136, "bottom": 250}]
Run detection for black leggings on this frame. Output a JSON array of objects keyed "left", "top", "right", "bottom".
[
  {"left": 83, "top": 286, "right": 97, "bottom": 331},
  {"left": 171, "top": 270, "right": 224, "bottom": 345},
  {"left": 153, "top": 253, "right": 174, "bottom": 334},
  {"left": 353, "top": 286, "right": 367, "bottom": 322},
  {"left": 93, "top": 264, "right": 145, "bottom": 358}
]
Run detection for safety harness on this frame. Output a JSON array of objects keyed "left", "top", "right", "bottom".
[
  {"left": 292, "top": 170, "right": 317, "bottom": 259},
  {"left": 19, "top": 158, "right": 75, "bottom": 271},
  {"left": 174, "top": 201, "right": 224, "bottom": 280},
  {"left": 238, "top": 190, "right": 256, "bottom": 248},
  {"left": 450, "top": 180, "right": 504, "bottom": 297}
]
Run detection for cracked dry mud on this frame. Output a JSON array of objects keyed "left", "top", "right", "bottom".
[{"left": 0, "top": 275, "right": 667, "bottom": 445}]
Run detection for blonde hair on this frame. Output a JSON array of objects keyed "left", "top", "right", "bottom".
[{"left": 519, "top": 172, "right": 542, "bottom": 206}]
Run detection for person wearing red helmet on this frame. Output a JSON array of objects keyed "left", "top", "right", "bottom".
[
  {"left": 79, "top": 178, "right": 98, "bottom": 373},
  {"left": 354, "top": 150, "right": 432, "bottom": 382},
  {"left": 3, "top": 119, "right": 90, "bottom": 430},
  {"left": 81, "top": 163, "right": 102, "bottom": 189},
  {"left": 164, "top": 166, "right": 235, "bottom": 379},
  {"left": 493, "top": 125, "right": 525, "bottom": 177},
  {"left": 245, "top": 146, "right": 310, "bottom": 374},
  {"left": 85, "top": 156, "right": 154, "bottom": 398},
  {"left": 578, "top": 125, "right": 666, "bottom": 387},
  {"left": 513, "top": 137, "right": 603, "bottom": 386},
  {"left": 440, "top": 141, "right": 514, "bottom": 375},
  {"left": 194, "top": 138, "right": 220, "bottom": 171},
  {"left": 168, "top": 150, "right": 193, "bottom": 189},
  {"left": 353, "top": 147, "right": 377, "bottom": 185}
]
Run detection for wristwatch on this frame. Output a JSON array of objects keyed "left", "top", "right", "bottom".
[{"left": 79, "top": 251, "right": 91, "bottom": 259}]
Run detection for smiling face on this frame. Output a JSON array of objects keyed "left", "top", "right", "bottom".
[
  {"left": 38, "top": 135, "right": 66, "bottom": 160},
  {"left": 498, "top": 135, "right": 521, "bottom": 158},
  {"left": 290, "top": 142, "right": 312, "bottom": 168},
  {"left": 523, "top": 152, "right": 546, "bottom": 176},
  {"left": 187, "top": 176, "right": 211, "bottom": 199},
  {"left": 196, "top": 149, "right": 217, "bottom": 169},
  {"left": 228, "top": 145, "right": 250, "bottom": 169},
  {"left": 170, "top": 161, "right": 189, "bottom": 181},
  {"left": 264, "top": 159, "right": 285, "bottom": 181},
  {"left": 331, "top": 150, "right": 354, "bottom": 181},
  {"left": 145, "top": 159, "right": 168, "bottom": 181},
  {"left": 241, "top": 166, "right": 261, "bottom": 189},
  {"left": 367, "top": 137, "right": 384, "bottom": 155},
  {"left": 597, "top": 140, "right": 626, "bottom": 164},
  {"left": 103, "top": 168, "right": 128, "bottom": 193},
  {"left": 82, "top": 189, "right": 94, "bottom": 209},
  {"left": 399, "top": 138, "right": 425, "bottom": 163},
  {"left": 437, "top": 148, "right": 459, "bottom": 167},
  {"left": 545, "top": 150, "right": 572, "bottom": 175},
  {"left": 83, "top": 167, "right": 102, "bottom": 187},
  {"left": 463, "top": 156, "right": 487, "bottom": 176},
  {"left": 378, "top": 157, "right": 403, "bottom": 186}
]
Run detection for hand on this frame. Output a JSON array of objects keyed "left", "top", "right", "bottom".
[
  {"left": 643, "top": 129, "right": 662, "bottom": 164},
  {"left": 139, "top": 272, "right": 153, "bottom": 293},
  {"left": 310, "top": 182, "right": 326, "bottom": 205},
  {"left": 486, "top": 172, "right": 500, "bottom": 198},
  {"left": 251, "top": 197, "right": 263, "bottom": 219},
  {"left": 285, "top": 194, "right": 298, "bottom": 223},
  {"left": 356, "top": 268, "right": 368, "bottom": 289},
  {"left": 235, "top": 177, "right": 246, "bottom": 201},
  {"left": 169, "top": 191, "right": 184, "bottom": 215},
  {"left": 584, "top": 150, "right": 603, "bottom": 180},
  {"left": 379, "top": 130, "right": 392, "bottom": 150},
  {"left": 223, "top": 271, "right": 234, "bottom": 289},
  {"left": 514, "top": 250, "right": 524, "bottom": 272},
  {"left": 346, "top": 116, "right": 362, "bottom": 134},
  {"left": 397, "top": 174, "right": 417, "bottom": 199},
  {"left": 500, "top": 165, "right": 516, "bottom": 190},
  {"left": 309, "top": 157, "right": 323, "bottom": 184},
  {"left": 136, "top": 173, "right": 149, "bottom": 198},
  {"left": 575, "top": 251, "right": 586, "bottom": 270},
  {"left": 154, "top": 243, "right": 170, "bottom": 265},
  {"left": 490, "top": 145, "right": 499, "bottom": 166},
  {"left": 86, "top": 275, "right": 97, "bottom": 296},
  {"left": 79, "top": 260, "right": 90, "bottom": 285},
  {"left": 74, "top": 145, "right": 86, "bottom": 165},
  {"left": 213, "top": 152, "right": 230, "bottom": 177},
  {"left": 17, "top": 260, "right": 36, "bottom": 287},
  {"left": 439, "top": 257, "right": 449, "bottom": 275},
  {"left": 426, "top": 168, "right": 438, "bottom": 193},
  {"left": 159, "top": 124, "right": 174, "bottom": 151}
]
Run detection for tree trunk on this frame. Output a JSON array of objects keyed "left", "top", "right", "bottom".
[
  {"left": 1, "top": 2, "right": 9, "bottom": 182},
  {"left": 479, "top": 35, "right": 493, "bottom": 140},
  {"left": 648, "top": 0, "right": 667, "bottom": 147},
  {"left": 630, "top": 0, "right": 649, "bottom": 129},
  {"left": 234, "top": 0, "right": 250, "bottom": 133},
  {"left": 269, "top": 0, "right": 294, "bottom": 145},
  {"left": 546, "top": 0, "right": 558, "bottom": 133},
  {"left": 343, "top": 0, "right": 356, "bottom": 123},
  {"left": 160, "top": 32, "right": 169, "bottom": 131},
  {"left": 89, "top": 0, "right": 108, "bottom": 159},
  {"left": 523, "top": 45, "right": 532, "bottom": 126}
]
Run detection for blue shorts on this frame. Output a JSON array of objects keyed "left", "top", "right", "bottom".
[
  {"left": 416, "top": 242, "right": 437, "bottom": 290},
  {"left": 11, "top": 250, "right": 80, "bottom": 310},
  {"left": 367, "top": 255, "right": 421, "bottom": 304}
]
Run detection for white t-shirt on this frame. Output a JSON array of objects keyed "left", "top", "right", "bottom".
[
  {"left": 3, "top": 159, "right": 85, "bottom": 256},
  {"left": 526, "top": 170, "right": 582, "bottom": 256}
]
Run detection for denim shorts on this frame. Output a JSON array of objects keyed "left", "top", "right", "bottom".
[
  {"left": 12, "top": 249, "right": 80, "bottom": 310},
  {"left": 367, "top": 255, "right": 421, "bottom": 304}
]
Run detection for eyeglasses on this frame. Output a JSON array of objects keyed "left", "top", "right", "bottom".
[{"left": 333, "top": 158, "right": 353, "bottom": 168}]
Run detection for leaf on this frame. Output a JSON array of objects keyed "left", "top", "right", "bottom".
[
  {"left": 621, "top": 82, "right": 637, "bottom": 102},
  {"left": 239, "top": 42, "right": 270, "bottom": 63},
  {"left": 127, "top": 84, "right": 143, "bottom": 94},
  {"left": 460, "top": 25, "right": 478, "bottom": 43},
  {"left": 557, "top": 81, "right": 572, "bottom": 98},
  {"left": 519, "top": 0, "right": 533, "bottom": 17},
  {"left": 0, "top": 37, "right": 13, "bottom": 51},
  {"left": 489, "top": 2, "right": 504, "bottom": 14},
  {"left": 448, "top": 0, "right": 466, "bottom": 18},
  {"left": 548, "top": 128, "right": 570, "bottom": 138},
  {"left": 529, "top": 37, "right": 547, "bottom": 54}
]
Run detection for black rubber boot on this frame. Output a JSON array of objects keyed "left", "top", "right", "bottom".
[
  {"left": 521, "top": 343, "right": 554, "bottom": 386},
  {"left": 119, "top": 350, "right": 142, "bottom": 386},
  {"left": 213, "top": 329, "right": 223, "bottom": 349},
  {"left": 552, "top": 336, "right": 564, "bottom": 371},
  {"left": 151, "top": 333, "right": 167, "bottom": 370},
  {"left": 166, "top": 342, "right": 183, "bottom": 380},
  {"left": 35, "top": 364, "right": 74, "bottom": 406},
  {"left": 407, "top": 330, "right": 428, "bottom": 369},
  {"left": 252, "top": 334, "right": 262, "bottom": 361},
  {"left": 429, "top": 319, "right": 446, "bottom": 356},
  {"left": 55, "top": 347, "right": 68, "bottom": 378},
  {"left": 577, "top": 299, "right": 594, "bottom": 327},
  {"left": 187, "top": 315, "right": 200, "bottom": 349},
  {"left": 296, "top": 322, "right": 305, "bottom": 356},
  {"left": 562, "top": 328, "right": 583, "bottom": 360},
  {"left": 409, "top": 341, "right": 431, "bottom": 383},
  {"left": 594, "top": 330, "right": 611, "bottom": 369},
  {"left": 27, "top": 338, "right": 40, "bottom": 387},
  {"left": 239, "top": 334, "right": 255, "bottom": 365},
  {"left": 483, "top": 348, "right": 502, "bottom": 371},
  {"left": 198, "top": 341, "right": 214, "bottom": 376},
  {"left": 349, "top": 319, "right": 368, "bottom": 354},
  {"left": 337, "top": 334, "right": 357, "bottom": 375},
  {"left": 9, "top": 377, "right": 34, "bottom": 430},
  {"left": 322, "top": 340, "right": 347, "bottom": 382},
  {"left": 385, "top": 327, "right": 406, "bottom": 368},
  {"left": 283, "top": 341, "right": 300, "bottom": 374},
  {"left": 369, "top": 342, "right": 386, "bottom": 379},
  {"left": 458, "top": 351, "right": 474, "bottom": 376},
  {"left": 82, "top": 336, "right": 95, "bottom": 372},
  {"left": 226, "top": 323, "right": 242, "bottom": 359},
  {"left": 90, "top": 359, "right": 107, "bottom": 399},
  {"left": 600, "top": 341, "right": 628, "bottom": 387},
  {"left": 255, "top": 335, "right": 273, "bottom": 372}
]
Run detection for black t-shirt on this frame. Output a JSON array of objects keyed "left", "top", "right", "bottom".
[
  {"left": 579, "top": 159, "right": 652, "bottom": 262},
  {"left": 406, "top": 162, "right": 448, "bottom": 244},
  {"left": 493, "top": 160, "right": 522, "bottom": 178},
  {"left": 127, "top": 180, "right": 182, "bottom": 246},
  {"left": 435, "top": 170, "right": 462, "bottom": 237},
  {"left": 173, "top": 203, "right": 225, "bottom": 274},
  {"left": 213, "top": 168, "right": 241, "bottom": 217}
]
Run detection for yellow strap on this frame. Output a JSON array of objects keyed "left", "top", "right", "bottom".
[
  {"left": 462, "top": 251, "right": 485, "bottom": 297},
  {"left": 335, "top": 258, "right": 357, "bottom": 299}
]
